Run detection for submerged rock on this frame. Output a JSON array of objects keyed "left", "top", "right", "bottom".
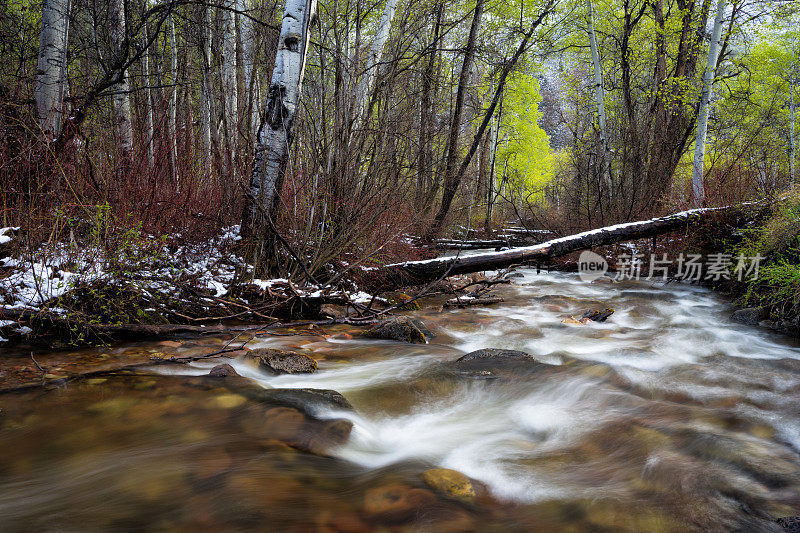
[
  {"left": 581, "top": 308, "right": 614, "bottom": 322},
  {"left": 421, "top": 468, "right": 476, "bottom": 503},
  {"left": 362, "top": 316, "right": 427, "bottom": 344},
  {"left": 208, "top": 364, "right": 238, "bottom": 377},
  {"left": 245, "top": 348, "right": 317, "bottom": 374},
  {"left": 451, "top": 348, "right": 553, "bottom": 378},
  {"left": 732, "top": 307, "right": 765, "bottom": 326},
  {"left": 456, "top": 348, "right": 537, "bottom": 362},
  {"left": 257, "top": 388, "right": 353, "bottom": 416},
  {"left": 362, "top": 484, "right": 438, "bottom": 523}
]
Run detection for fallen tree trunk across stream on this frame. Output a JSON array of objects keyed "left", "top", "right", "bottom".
[{"left": 365, "top": 202, "right": 766, "bottom": 291}]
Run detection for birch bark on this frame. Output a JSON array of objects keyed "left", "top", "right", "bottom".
[
  {"left": 586, "top": 0, "right": 612, "bottom": 195},
  {"left": 168, "top": 14, "right": 179, "bottom": 185},
  {"left": 691, "top": 0, "right": 726, "bottom": 207},
  {"left": 110, "top": 0, "right": 133, "bottom": 166},
  {"left": 36, "top": 0, "right": 71, "bottom": 139},
  {"left": 243, "top": 0, "right": 317, "bottom": 237},
  {"left": 222, "top": 1, "right": 240, "bottom": 180},
  {"left": 143, "top": 28, "right": 155, "bottom": 170},
  {"left": 350, "top": 0, "right": 400, "bottom": 136},
  {"left": 199, "top": 4, "right": 213, "bottom": 176}
]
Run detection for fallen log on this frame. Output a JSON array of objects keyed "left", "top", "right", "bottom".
[
  {"left": 364, "top": 202, "right": 766, "bottom": 291},
  {"left": 443, "top": 296, "right": 504, "bottom": 308}
]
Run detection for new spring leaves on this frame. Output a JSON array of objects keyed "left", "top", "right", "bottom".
[{"left": 578, "top": 250, "right": 763, "bottom": 283}]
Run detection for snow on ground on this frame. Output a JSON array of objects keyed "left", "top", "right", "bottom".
[
  {"left": 0, "top": 225, "right": 380, "bottom": 340},
  {"left": 0, "top": 227, "right": 19, "bottom": 245}
]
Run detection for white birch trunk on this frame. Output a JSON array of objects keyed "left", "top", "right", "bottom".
[
  {"left": 222, "top": 1, "right": 240, "bottom": 180},
  {"left": 243, "top": 0, "right": 317, "bottom": 233},
  {"left": 110, "top": 0, "right": 133, "bottom": 164},
  {"left": 350, "top": 0, "right": 400, "bottom": 135},
  {"left": 236, "top": 0, "right": 259, "bottom": 138},
  {"left": 199, "top": 5, "right": 213, "bottom": 176},
  {"left": 586, "top": 0, "right": 611, "bottom": 195},
  {"left": 168, "top": 14, "right": 179, "bottom": 185},
  {"left": 143, "top": 32, "right": 155, "bottom": 170},
  {"left": 691, "top": 0, "right": 726, "bottom": 207},
  {"left": 36, "top": 0, "right": 71, "bottom": 139}
]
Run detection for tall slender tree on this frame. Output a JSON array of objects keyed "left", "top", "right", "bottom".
[
  {"left": 36, "top": 0, "right": 71, "bottom": 139},
  {"left": 242, "top": 0, "right": 317, "bottom": 260},
  {"left": 691, "top": 0, "right": 726, "bottom": 207},
  {"left": 110, "top": 0, "right": 134, "bottom": 170},
  {"left": 586, "top": 0, "right": 611, "bottom": 195}
]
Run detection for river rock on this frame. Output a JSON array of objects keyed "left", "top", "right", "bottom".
[
  {"left": 421, "top": 468, "right": 476, "bottom": 503},
  {"left": 505, "top": 272, "right": 525, "bottom": 279},
  {"left": 257, "top": 388, "right": 353, "bottom": 416},
  {"left": 362, "top": 316, "right": 427, "bottom": 344},
  {"left": 456, "top": 348, "right": 537, "bottom": 362},
  {"left": 245, "top": 348, "right": 317, "bottom": 374},
  {"left": 732, "top": 307, "right": 765, "bottom": 326},
  {"left": 776, "top": 516, "right": 800, "bottom": 532},
  {"left": 208, "top": 363, "right": 239, "bottom": 377},
  {"left": 451, "top": 348, "right": 553, "bottom": 378},
  {"left": 306, "top": 418, "right": 354, "bottom": 454},
  {"left": 362, "top": 484, "right": 438, "bottom": 523}
]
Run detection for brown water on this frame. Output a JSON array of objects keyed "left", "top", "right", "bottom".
[{"left": 1, "top": 270, "right": 799, "bottom": 531}]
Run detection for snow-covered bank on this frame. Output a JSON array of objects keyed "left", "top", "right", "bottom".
[{"left": 0, "top": 226, "right": 380, "bottom": 343}]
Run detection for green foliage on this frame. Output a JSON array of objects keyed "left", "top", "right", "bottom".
[
  {"left": 731, "top": 190, "right": 800, "bottom": 312},
  {"left": 497, "top": 74, "right": 555, "bottom": 201}
]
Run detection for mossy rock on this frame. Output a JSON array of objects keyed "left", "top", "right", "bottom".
[
  {"left": 421, "top": 468, "right": 476, "bottom": 503},
  {"left": 244, "top": 348, "right": 317, "bottom": 374},
  {"left": 362, "top": 316, "right": 427, "bottom": 344}
]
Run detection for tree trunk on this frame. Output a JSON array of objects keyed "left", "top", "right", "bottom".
[
  {"left": 36, "top": 0, "right": 71, "bottom": 139},
  {"left": 237, "top": 0, "right": 259, "bottom": 140},
  {"left": 426, "top": 0, "right": 484, "bottom": 237},
  {"left": 350, "top": 0, "right": 400, "bottom": 136},
  {"left": 142, "top": 26, "right": 155, "bottom": 171},
  {"left": 110, "top": 0, "right": 133, "bottom": 170},
  {"left": 168, "top": 14, "right": 179, "bottom": 186},
  {"left": 427, "top": 0, "right": 553, "bottom": 238},
  {"left": 691, "top": 0, "right": 725, "bottom": 207},
  {"left": 242, "top": 0, "right": 317, "bottom": 253},
  {"left": 586, "top": 0, "right": 612, "bottom": 195},
  {"left": 414, "top": 3, "right": 443, "bottom": 210},
  {"left": 200, "top": 4, "right": 215, "bottom": 177},
  {"left": 222, "top": 0, "right": 240, "bottom": 181},
  {"left": 366, "top": 202, "right": 766, "bottom": 291},
  {"left": 485, "top": 92, "right": 501, "bottom": 235}
]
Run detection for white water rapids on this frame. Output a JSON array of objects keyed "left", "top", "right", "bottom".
[{"left": 188, "top": 270, "right": 800, "bottom": 506}]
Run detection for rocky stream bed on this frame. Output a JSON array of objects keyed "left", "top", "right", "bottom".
[{"left": 1, "top": 270, "right": 800, "bottom": 531}]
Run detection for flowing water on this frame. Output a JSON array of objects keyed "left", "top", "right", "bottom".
[{"left": 1, "top": 270, "right": 800, "bottom": 531}]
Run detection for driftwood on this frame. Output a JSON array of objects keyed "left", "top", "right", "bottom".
[
  {"left": 443, "top": 297, "right": 504, "bottom": 308},
  {"left": 365, "top": 202, "right": 766, "bottom": 291}
]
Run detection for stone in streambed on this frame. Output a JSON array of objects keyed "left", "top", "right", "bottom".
[
  {"left": 452, "top": 348, "right": 554, "bottom": 378},
  {"left": 259, "top": 388, "right": 353, "bottom": 415},
  {"left": 362, "top": 316, "right": 427, "bottom": 344},
  {"left": 208, "top": 363, "right": 239, "bottom": 377},
  {"left": 455, "top": 348, "right": 536, "bottom": 362},
  {"left": 244, "top": 348, "right": 317, "bottom": 374},
  {"left": 421, "top": 468, "right": 476, "bottom": 503},
  {"left": 362, "top": 484, "right": 438, "bottom": 524}
]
